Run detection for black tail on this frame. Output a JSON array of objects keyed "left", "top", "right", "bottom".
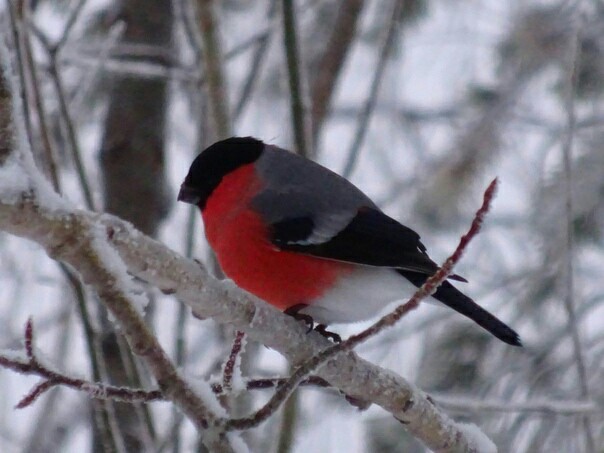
[{"left": 399, "top": 271, "right": 522, "bottom": 347}]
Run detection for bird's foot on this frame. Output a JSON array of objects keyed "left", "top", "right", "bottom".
[
  {"left": 315, "top": 324, "right": 341, "bottom": 343},
  {"left": 284, "top": 306, "right": 342, "bottom": 342},
  {"left": 284, "top": 304, "right": 314, "bottom": 333}
]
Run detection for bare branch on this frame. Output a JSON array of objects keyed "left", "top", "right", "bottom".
[
  {"left": 233, "top": 0, "right": 278, "bottom": 121},
  {"left": 221, "top": 331, "right": 246, "bottom": 394},
  {"left": 342, "top": 0, "right": 402, "bottom": 178},
  {"left": 17, "top": 6, "right": 60, "bottom": 190},
  {"left": 29, "top": 24, "right": 97, "bottom": 210},
  {"left": 0, "top": 319, "right": 163, "bottom": 407}
]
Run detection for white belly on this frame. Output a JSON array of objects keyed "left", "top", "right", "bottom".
[{"left": 301, "top": 266, "right": 421, "bottom": 324}]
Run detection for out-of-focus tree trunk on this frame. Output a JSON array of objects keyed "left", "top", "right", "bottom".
[
  {"left": 310, "top": 0, "right": 365, "bottom": 143},
  {"left": 99, "top": 5, "right": 171, "bottom": 237},
  {"left": 97, "top": 0, "right": 173, "bottom": 450}
]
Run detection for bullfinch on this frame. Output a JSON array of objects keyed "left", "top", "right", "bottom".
[{"left": 178, "top": 136, "right": 521, "bottom": 346}]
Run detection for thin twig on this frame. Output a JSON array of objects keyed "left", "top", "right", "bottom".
[
  {"left": 0, "top": 319, "right": 163, "bottom": 408},
  {"left": 225, "top": 29, "right": 271, "bottom": 62},
  {"left": 55, "top": 0, "right": 89, "bottom": 51},
  {"left": 224, "top": 178, "right": 499, "bottom": 431},
  {"left": 559, "top": 9, "right": 596, "bottom": 453},
  {"left": 53, "top": 99, "right": 129, "bottom": 453},
  {"left": 221, "top": 330, "right": 246, "bottom": 394},
  {"left": 26, "top": 0, "right": 96, "bottom": 208},
  {"left": 342, "top": 0, "right": 402, "bottom": 178},
  {"left": 29, "top": 25, "right": 96, "bottom": 210},
  {"left": 233, "top": 0, "right": 278, "bottom": 121},
  {"left": 275, "top": 369, "right": 299, "bottom": 453},
  {"left": 18, "top": 16, "right": 106, "bottom": 394},
  {"left": 281, "top": 0, "right": 312, "bottom": 157},
  {"left": 48, "top": 61, "right": 96, "bottom": 209},
  {"left": 12, "top": 332, "right": 595, "bottom": 420},
  {"left": 6, "top": 0, "right": 35, "bottom": 158},
  {"left": 18, "top": 3, "right": 60, "bottom": 190},
  {"left": 67, "top": 22, "right": 126, "bottom": 111}
]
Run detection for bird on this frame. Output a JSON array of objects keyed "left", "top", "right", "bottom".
[{"left": 178, "top": 136, "right": 521, "bottom": 346}]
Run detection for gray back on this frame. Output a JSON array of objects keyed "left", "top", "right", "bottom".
[{"left": 252, "top": 145, "right": 377, "bottom": 244}]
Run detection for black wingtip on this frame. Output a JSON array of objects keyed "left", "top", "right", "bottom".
[
  {"left": 449, "top": 273, "right": 468, "bottom": 283},
  {"left": 499, "top": 328, "right": 523, "bottom": 347},
  {"left": 459, "top": 307, "right": 523, "bottom": 347}
]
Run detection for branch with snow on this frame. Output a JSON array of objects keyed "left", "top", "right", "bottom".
[
  {"left": 0, "top": 155, "right": 498, "bottom": 452},
  {"left": 0, "top": 159, "right": 235, "bottom": 452}
]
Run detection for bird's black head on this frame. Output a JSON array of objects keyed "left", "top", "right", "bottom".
[{"left": 178, "top": 136, "right": 264, "bottom": 209}]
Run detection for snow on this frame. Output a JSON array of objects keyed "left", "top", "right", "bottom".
[
  {"left": 457, "top": 422, "right": 498, "bottom": 453},
  {"left": 183, "top": 372, "right": 227, "bottom": 416},
  {"left": 89, "top": 222, "right": 149, "bottom": 316},
  {"left": 227, "top": 432, "right": 250, "bottom": 453},
  {"left": 0, "top": 155, "right": 30, "bottom": 204},
  {"left": 0, "top": 348, "right": 26, "bottom": 362},
  {"left": 0, "top": 143, "right": 69, "bottom": 211}
]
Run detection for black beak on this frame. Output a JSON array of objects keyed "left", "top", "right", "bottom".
[{"left": 177, "top": 184, "right": 201, "bottom": 205}]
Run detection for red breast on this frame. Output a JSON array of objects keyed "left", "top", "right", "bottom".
[{"left": 202, "top": 164, "right": 353, "bottom": 310}]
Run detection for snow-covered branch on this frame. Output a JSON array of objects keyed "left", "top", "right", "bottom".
[
  {"left": 0, "top": 162, "right": 495, "bottom": 452},
  {"left": 102, "top": 195, "right": 498, "bottom": 452},
  {"left": 0, "top": 148, "right": 235, "bottom": 453}
]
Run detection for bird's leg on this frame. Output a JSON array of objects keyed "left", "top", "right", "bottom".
[
  {"left": 284, "top": 306, "right": 342, "bottom": 342},
  {"left": 284, "top": 304, "right": 314, "bottom": 333},
  {"left": 314, "top": 324, "right": 341, "bottom": 343}
]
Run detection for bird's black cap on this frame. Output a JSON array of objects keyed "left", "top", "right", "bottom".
[{"left": 178, "top": 137, "right": 264, "bottom": 209}]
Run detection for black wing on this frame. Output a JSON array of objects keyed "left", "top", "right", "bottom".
[{"left": 271, "top": 207, "right": 466, "bottom": 280}]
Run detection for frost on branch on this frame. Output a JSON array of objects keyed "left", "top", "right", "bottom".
[{"left": 0, "top": 318, "right": 165, "bottom": 408}]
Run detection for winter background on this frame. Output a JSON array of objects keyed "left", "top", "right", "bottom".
[{"left": 0, "top": 0, "right": 603, "bottom": 452}]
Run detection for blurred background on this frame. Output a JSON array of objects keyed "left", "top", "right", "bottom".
[{"left": 0, "top": 0, "right": 603, "bottom": 451}]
